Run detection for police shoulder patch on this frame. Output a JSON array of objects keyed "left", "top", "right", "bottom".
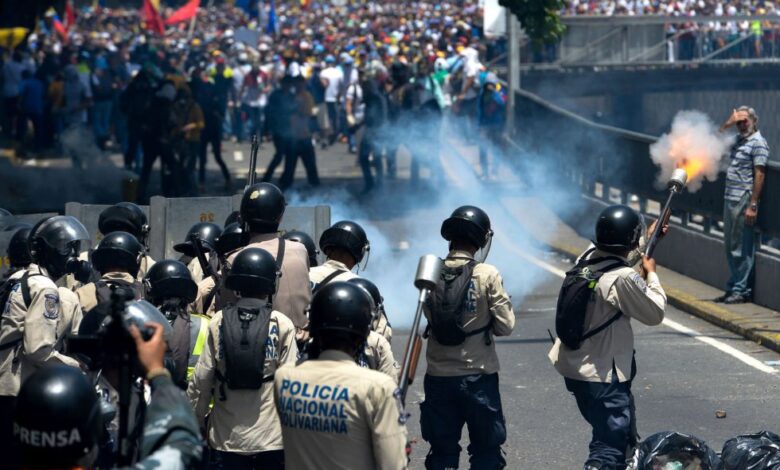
[
  {"left": 629, "top": 272, "right": 648, "bottom": 293},
  {"left": 43, "top": 293, "right": 60, "bottom": 320}
]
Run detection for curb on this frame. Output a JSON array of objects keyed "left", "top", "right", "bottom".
[{"left": 543, "top": 239, "right": 780, "bottom": 355}]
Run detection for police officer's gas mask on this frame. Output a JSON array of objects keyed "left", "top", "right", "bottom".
[{"left": 159, "top": 297, "right": 187, "bottom": 323}]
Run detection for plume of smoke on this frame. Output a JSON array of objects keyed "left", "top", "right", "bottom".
[
  {"left": 649, "top": 110, "right": 733, "bottom": 192},
  {"left": 286, "top": 109, "right": 584, "bottom": 328}
]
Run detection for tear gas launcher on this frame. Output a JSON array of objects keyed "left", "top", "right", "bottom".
[
  {"left": 247, "top": 133, "right": 260, "bottom": 189},
  {"left": 398, "top": 255, "right": 442, "bottom": 413},
  {"left": 645, "top": 168, "right": 688, "bottom": 258}
]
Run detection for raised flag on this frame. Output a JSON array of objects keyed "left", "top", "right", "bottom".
[
  {"left": 65, "top": 1, "right": 76, "bottom": 29},
  {"left": 165, "top": 0, "right": 200, "bottom": 25},
  {"left": 141, "top": 0, "right": 165, "bottom": 35},
  {"left": 266, "top": 0, "right": 277, "bottom": 35}
]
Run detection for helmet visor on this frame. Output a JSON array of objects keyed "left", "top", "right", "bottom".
[{"left": 474, "top": 230, "right": 493, "bottom": 263}]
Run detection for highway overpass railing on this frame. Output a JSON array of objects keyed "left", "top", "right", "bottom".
[
  {"left": 508, "top": 88, "right": 780, "bottom": 309},
  {"left": 555, "top": 15, "right": 780, "bottom": 65}
]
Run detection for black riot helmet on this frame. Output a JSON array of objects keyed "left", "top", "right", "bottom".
[
  {"left": 240, "top": 183, "right": 286, "bottom": 233},
  {"left": 7, "top": 224, "right": 33, "bottom": 269},
  {"left": 215, "top": 222, "right": 244, "bottom": 256},
  {"left": 224, "top": 211, "right": 241, "bottom": 227},
  {"left": 284, "top": 230, "right": 319, "bottom": 267},
  {"left": 309, "top": 281, "right": 373, "bottom": 339},
  {"left": 594, "top": 205, "right": 644, "bottom": 253},
  {"left": 144, "top": 259, "right": 198, "bottom": 305},
  {"left": 319, "top": 221, "right": 370, "bottom": 266},
  {"left": 29, "top": 216, "right": 90, "bottom": 280},
  {"left": 173, "top": 222, "right": 222, "bottom": 257},
  {"left": 225, "top": 247, "right": 278, "bottom": 297},
  {"left": 348, "top": 277, "right": 382, "bottom": 311},
  {"left": 14, "top": 364, "right": 103, "bottom": 469},
  {"left": 441, "top": 205, "right": 493, "bottom": 249},
  {"left": 98, "top": 202, "right": 149, "bottom": 245},
  {"left": 91, "top": 231, "right": 144, "bottom": 277}
]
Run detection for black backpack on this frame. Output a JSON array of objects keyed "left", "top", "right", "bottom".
[
  {"left": 555, "top": 248, "right": 628, "bottom": 350},
  {"left": 215, "top": 301, "right": 273, "bottom": 397},
  {"left": 425, "top": 259, "right": 491, "bottom": 346}
]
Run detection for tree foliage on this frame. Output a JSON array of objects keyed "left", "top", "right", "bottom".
[{"left": 498, "top": 0, "right": 566, "bottom": 44}]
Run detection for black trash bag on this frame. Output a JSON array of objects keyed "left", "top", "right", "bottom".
[
  {"left": 720, "top": 431, "right": 780, "bottom": 470},
  {"left": 632, "top": 431, "right": 721, "bottom": 470}
]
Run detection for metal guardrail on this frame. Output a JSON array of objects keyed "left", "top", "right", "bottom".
[
  {"left": 556, "top": 15, "right": 780, "bottom": 65},
  {"left": 508, "top": 88, "right": 780, "bottom": 241}
]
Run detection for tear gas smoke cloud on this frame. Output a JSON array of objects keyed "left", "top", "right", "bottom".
[
  {"left": 287, "top": 113, "right": 582, "bottom": 328},
  {"left": 649, "top": 110, "right": 733, "bottom": 192}
]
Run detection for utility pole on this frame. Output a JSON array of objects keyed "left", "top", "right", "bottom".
[{"left": 506, "top": 11, "right": 520, "bottom": 137}]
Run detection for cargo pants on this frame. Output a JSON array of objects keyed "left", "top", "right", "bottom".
[
  {"left": 564, "top": 375, "right": 638, "bottom": 470},
  {"left": 420, "top": 373, "right": 507, "bottom": 469}
]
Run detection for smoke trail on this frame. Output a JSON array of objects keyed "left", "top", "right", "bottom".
[{"left": 649, "top": 110, "right": 733, "bottom": 192}]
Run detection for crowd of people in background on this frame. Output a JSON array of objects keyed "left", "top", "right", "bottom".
[{"left": 0, "top": 1, "right": 510, "bottom": 199}]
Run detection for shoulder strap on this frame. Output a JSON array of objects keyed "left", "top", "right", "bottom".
[
  {"left": 276, "top": 237, "right": 286, "bottom": 270},
  {"left": 20, "top": 272, "right": 33, "bottom": 308},
  {"left": 313, "top": 269, "right": 346, "bottom": 295},
  {"left": 581, "top": 310, "right": 623, "bottom": 341}
]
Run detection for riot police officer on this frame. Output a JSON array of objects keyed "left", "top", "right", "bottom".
[
  {"left": 421, "top": 206, "right": 515, "bottom": 469},
  {"left": 4, "top": 224, "right": 32, "bottom": 279},
  {"left": 348, "top": 278, "right": 398, "bottom": 382},
  {"left": 229, "top": 183, "right": 311, "bottom": 333},
  {"left": 145, "top": 260, "right": 209, "bottom": 389},
  {"left": 349, "top": 277, "right": 393, "bottom": 343},
  {"left": 13, "top": 320, "right": 202, "bottom": 469},
  {"left": 0, "top": 216, "right": 88, "bottom": 449},
  {"left": 274, "top": 281, "right": 408, "bottom": 469},
  {"left": 173, "top": 222, "right": 222, "bottom": 283},
  {"left": 548, "top": 205, "right": 667, "bottom": 470},
  {"left": 309, "top": 220, "right": 370, "bottom": 292},
  {"left": 188, "top": 248, "right": 297, "bottom": 469},
  {"left": 98, "top": 202, "right": 155, "bottom": 279},
  {"left": 283, "top": 229, "right": 319, "bottom": 267},
  {"left": 194, "top": 222, "right": 245, "bottom": 318},
  {"left": 75, "top": 232, "right": 145, "bottom": 314}
]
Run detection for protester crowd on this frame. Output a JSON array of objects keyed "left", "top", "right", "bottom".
[{"left": 0, "top": 1, "right": 510, "bottom": 198}]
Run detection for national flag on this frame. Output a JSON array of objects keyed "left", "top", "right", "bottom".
[
  {"left": 141, "top": 0, "right": 165, "bottom": 35},
  {"left": 266, "top": 0, "right": 277, "bottom": 35},
  {"left": 47, "top": 7, "right": 68, "bottom": 41},
  {"left": 165, "top": 0, "right": 200, "bottom": 25}
]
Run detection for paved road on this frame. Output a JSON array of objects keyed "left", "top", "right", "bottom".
[
  {"left": 388, "top": 245, "right": 780, "bottom": 469},
  {"left": 259, "top": 134, "right": 780, "bottom": 469},
  {"left": 134, "top": 128, "right": 780, "bottom": 467}
]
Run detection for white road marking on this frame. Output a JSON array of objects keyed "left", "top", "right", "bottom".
[
  {"left": 508, "top": 244, "right": 777, "bottom": 375},
  {"left": 661, "top": 318, "right": 777, "bottom": 374},
  {"left": 233, "top": 150, "right": 244, "bottom": 162}
]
